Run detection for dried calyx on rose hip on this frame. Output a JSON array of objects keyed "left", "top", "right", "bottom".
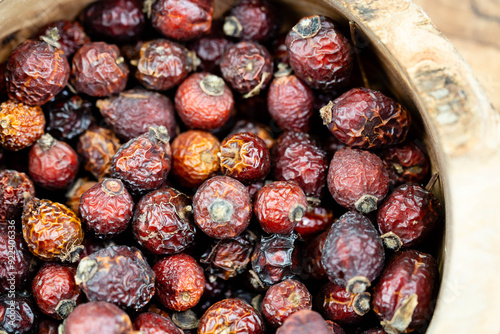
[
  {"left": 0, "top": 225, "right": 32, "bottom": 293},
  {"left": 0, "top": 100, "right": 45, "bottom": 151},
  {"left": 320, "top": 88, "right": 411, "bottom": 149},
  {"left": 0, "top": 291, "right": 37, "bottom": 334},
  {"left": 45, "top": 94, "right": 92, "bottom": 140},
  {"left": 321, "top": 211, "right": 385, "bottom": 294},
  {"left": 0, "top": 169, "right": 35, "bottom": 220},
  {"left": 133, "top": 312, "right": 182, "bottom": 334},
  {"left": 33, "top": 20, "right": 90, "bottom": 57},
  {"left": 75, "top": 245, "right": 155, "bottom": 310},
  {"left": 276, "top": 309, "right": 332, "bottom": 334}
]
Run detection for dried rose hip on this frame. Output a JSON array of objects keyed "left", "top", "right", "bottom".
[
  {"left": 32, "top": 263, "right": 82, "bottom": 319},
  {"left": 295, "top": 206, "right": 333, "bottom": 238},
  {"left": 97, "top": 88, "right": 177, "bottom": 141},
  {"left": 223, "top": 0, "right": 279, "bottom": 41},
  {"left": 45, "top": 95, "right": 92, "bottom": 140},
  {"left": 219, "top": 132, "right": 270, "bottom": 184},
  {"left": 327, "top": 147, "right": 389, "bottom": 214},
  {"left": 372, "top": 250, "right": 437, "bottom": 334},
  {"left": 151, "top": 0, "right": 213, "bottom": 41},
  {"left": 171, "top": 130, "right": 220, "bottom": 188},
  {"left": 268, "top": 73, "right": 314, "bottom": 132},
  {"left": 189, "top": 35, "right": 232, "bottom": 73},
  {"left": 154, "top": 253, "right": 205, "bottom": 311},
  {"left": 28, "top": 134, "right": 79, "bottom": 190},
  {"left": 326, "top": 320, "right": 346, "bottom": 334},
  {"left": 321, "top": 211, "right": 385, "bottom": 294},
  {"left": 5, "top": 34, "right": 70, "bottom": 106},
  {"left": 254, "top": 181, "right": 307, "bottom": 234},
  {"left": 230, "top": 120, "right": 275, "bottom": 149},
  {"left": 71, "top": 42, "right": 129, "bottom": 97},
  {"left": 0, "top": 225, "right": 32, "bottom": 293},
  {"left": 66, "top": 178, "right": 98, "bottom": 214},
  {"left": 0, "top": 169, "right": 35, "bottom": 220},
  {"left": 38, "top": 319, "right": 59, "bottom": 334},
  {"left": 220, "top": 41, "right": 273, "bottom": 97},
  {"left": 79, "top": 179, "right": 134, "bottom": 238},
  {"left": 132, "top": 186, "right": 196, "bottom": 255},
  {"left": 251, "top": 233, "right": 300, "bottom": 286},
  {"left": 75, "top": 245, "right": 155, "bottom": 310},
  {"left": 193, "top": 176, "right": 252, "bottom": 239},
  {"left": 33, "top": 20, "right": 90, "bottom": 57},
  {"left": 133, "top": 39, "right": 195, "bottom": 91},
  {"left": 111, "top": 126, "right": 172, "bottom": 195},
  {"left": 77, "top": 125, "right": 121, "bottom": 180},
  {"left": 261, "top": 279, "right": 312, "bottom": 327},
  {"left": 0, "top": 291, "right": 37, "bottom": 334},
  {"left": 377, "top": 183, "right": 441, "bottom": 251},
  {"left": 285, "top": 16, "right": 353, "bottom": 90},
  {"left": 176, "top": 72, "right": 234, "bottom": 130},
  {"left": 133, "top": 312, "right": 182, "bottom": 334},
  {"left": 303, "top": 230, "right": 328, "bottom": 280},
  {"left": 63, "top": 301, "right": 134, "bottom": 334},
  {"left": 22, "top": 196, "right": 84, "bottom": 262},
  {"left": 80, "top": 0, "right": 145, "bottom": 43},
  {"left": 273, "top": 131, "right": 328, "bottom": 198},
  {"left": 0, "top": 100, "right": 45, "bottom": 151},
  {"left": 198, "top": 298, "right": 264, "bottom": 334},
  {"left": 320, "top": 88, "right": 411, "bottom": 149},
  {"left": 276, "top": 309, "right": 331, "bottom": 334}
]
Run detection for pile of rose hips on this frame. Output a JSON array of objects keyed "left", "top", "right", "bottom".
[{"left": 0, "top": 0, "right": 443, "bottom": 333}]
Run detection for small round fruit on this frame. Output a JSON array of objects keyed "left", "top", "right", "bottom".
[
  {"left": 230, "top": 120, "right": 275, "bottom": 149},
  {"left": 45, "top": 94, "right": 92, "bottom": 140},
  {"left": 189, "top": 35, "right": 232, "bottom": 74},
  {"left": 0, "top": 225, "right": 32, "bottom": 293},
  {"left": 223, "top": 0, "right": 279, "bottom": 41},
  {"left": 276, "top": 309, "right": 331, "bottom": 334},
  {"left": 0, "top": 292, "right": 37, "bottom": 334},
  {"left": 133, "top": 312, "right": 182, "bottom": 334},
  {"left": 33, "top": 20, "right": 90, "bottom": 57},
  {"left": 0, "top": 100, "right": 45, "bottom": 151},
  {"left": 303, "top": 230, "right": 328, "bottom": 280},
  {"left": 0, "top": 169, "right": 35, "bottom": 220}
]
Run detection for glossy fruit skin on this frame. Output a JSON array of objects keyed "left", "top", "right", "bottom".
[
  {"left": 152, "top": 0, "right": 213, "bottom": 41},
  {"left": 327, "top": 147, "right": 389, "bottom": 214},
  {"left": 154, "top": 253, "right": 205, "bottom": 311},
  {"left": 133, "top": 39, "right": 194, "bottom": 91},
  {"left": 0, "top": 169, "right": 35, "bottom": 220},
  {"left": 5, "top": 39, "right": 69, "bottom": 106},
  {"left": 71, "top": 42, "right": 129, "bottom": 97},
  {"left": 79, "top": 179, "right": 134, "bottom": 238},
  {"left": 77, "top": 125, "right": 121, "bottom": 180},
  {"left": 295, "top": 206, "right": 333, "bottom": 238},
  {"left": 251, "top": 233, "right": 300, "bottom": 286},
  {"left": 303, "top": 230, "right": 328, "bottom": 280},
  {"left": 171, "top": 130, "right": 221, "bottom": 188},
  {"left": 223, "top": 0, "right": 279, "bottom": 41},
  {"left": 193, "top": 176, "right": 252, "bottom": 239},
  {"left": 176, "top": 72, "right": 234, "bottom": 130},
  {"left": 254, "top": 181, "right": 307, "bottom": 234},
  {"left": 0, "top": 225, "right": 32, "bottom": 293},
  {"left": 321, "top": 211, "right": 385, "bottom": 294},
  {"left": 75, "top": 245, "right": 155, "bottom": 310},
  {"left": 261, "top": 279, "right": 312, "bottom": 327},
  {"left": 0, "top": 291, "right": 37, "bottom": 333},
  {"left": 97, "top": 88, "right": 177, "bottom": 141},
  {"left": 377, "top": 183, "right": 441, "bottom": 249},
  {"left": 268, "top": 75, "right": 314, "bottom": 132},
  {"left": 133, "top": 312, "right": 183, "bottom": 334},
  {"left": 63, "top": 301, "right": 134, "bottom": 334},
  {"left": 372, "top": 250, "right": 437, "bottom": 334},
  {"left": 315, "top": 282, "right": 365, "bottom": 324},
  {"left": 32, "top": 263, "right": 82, "bottom": 319},
  {"left": 220, "top": 41, "right": 273, "bottom": 95},
  {"left": 0, "top": 100, "right": 45, "bottom": 151},
  {"left": 189, "top": 35, "right": 232, "bottom": 74},
  {"left": 132, "top": 186, "right": 196, "bottom": 255},
  {"left": 22, "top": 196, "right": 84, "bottom": 262},
  {"left": 33, "top": 20, "right": 90, "bottom": 57},
  {"left": 273, "top": 131, "right": 328, "bottom": 198},
  {"left": 28, "top": 134, "right": 79, "bottom": 190},
  {"left": 286, "top": 16, "right": 353, "bottom": 90},
  {"left": 276, "top": 309, "right": 331, "bottom": 334},
  {"left": 198, "top": 298, "right": 264, "bottom": 334},
  {"left": 320, "top": 88, "right": 410, "bottom": 149},
  {"left": 45, "top": 95, "right": 92, "bottom": 140},
  {"left": 219, "top": 132, "right": 271, "bottom": 184},
  {"left": 230, "top": 120, "right": 275, "bottom": 149},
  {"left": 111, "top": 126, "right": 172, "bottom": 195}
]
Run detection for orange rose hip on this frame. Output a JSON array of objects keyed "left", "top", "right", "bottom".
[{"left": 0, "top": 100, "right": 45, "bottom": 151}]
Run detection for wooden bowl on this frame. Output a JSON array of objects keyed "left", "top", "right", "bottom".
[{"left": 0, "top": 0, "right": 498, "bottom": 333}]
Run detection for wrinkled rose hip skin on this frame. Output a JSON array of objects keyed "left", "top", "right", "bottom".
[
  {"left": 28, "top": 133, "right": 79, "bottom": 190},
  {"left": 320, "top": 88, "right": 411, "bottom": 149},
  {"left": 276, "top": 309, "right": 331, "bottom": 334},
  {"left": 328, "top": 147, "right": 389, "bottom": 214},
  {"left": 0, "top": 169, "right": 35, "bottom": 220},
  {"left": 133, "top": 312, "right": 182, "bottom": 334},
  {"left": 45, "top": 95, "right": 92, "bottom": 140},
  {"left": 33, "top": 20, "right": 90, "bottom": 57},
  {"left": 321, "top": 211, "right": 385, "bottom": 294},
  {"left": 22, "top": 196, "right": 84, "bottom": 262},
  {"left": 0, "top": 291, "right": 37, "bottom": 334},
  {"left": 176, "top": 72, "right": 234, "bottom": 130},
  {"left": 254, "top": 181, "right": 307, "bottom": 234},
  {"left": 295, "top": 206, "right": 333, "bottom": 238},
  {"left": 193, "top": 176, "right": 252, "bottom": 239},
  {"left": 223, "top": 0, "right": 279, "bottom": 41},
  {"left": 0, "top": 225, "right": 32, "bottom": 293},
  {"left": 189, "top": 35, "right": 232, "bottom": 74},
  {"left": 5, "top": 37, "right": 69, "bottom": 106},
  {"left": 219, "top": 132, "right": 271, "bottom": 184},
  {"left": 111, "top": 126, "right": 172, "bottom": 195},
  {"left": 377, "top": 183, "right": 442, "bottom": 250},
  {"left": 154, "top": 253, "right": 205, "bottom": 311},
  {"left": 198, "top": 298, "right": 264, "bottom": 334},
  {"left": 303, "top": 230, "right": 328, "bottom": 280},
  {"left": 151, "top": 0, "right": 213, "bottom": 41},
  {"left": 75, "top": 245, "right": 155, "bottom": 310},
  {"left": 71, "top": 42, "right": 129, "bottom": 97},
  {"left": 32, "top": 263, "right": 81, "bottom": 319},
  {"left": 63, "top": 301, "right": 134, "bottom": 334},
  {"left": 286, "top": 16, "right": 353, "bottom": 90},
  {"left": 97, "top": 88, "right": 177, "bottom": 141},
  {"left": 0, "top": 100, "right": 45, "bottom": 151},
  {"left": 230, "top": 120, "right": 275, "bottom": 149},
  {"left": 132, "top": 186, "right": 196, "bottom": 255},
  {"left": 372, "top": 250, "right": 437, "bottom": 334}
]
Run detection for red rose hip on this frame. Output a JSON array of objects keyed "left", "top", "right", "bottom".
[
  {"left": 223, "top": 0, "right": 279, "bottom": 41},
  {"left": 276, "top": 309, "right": 331, "bottom": 334},
  {"left": 0, "top": 225, "right": 32, "bottom": 293},
  {"left": 0, "top": 169, "right": 35, "bottom": 220},
  {"left": 189, "top": 35, "right": 232, "bottom": 74},
  {"left": 230, "top": 120, "right": 275, "bottom": 149},
  {"left": 295, "top": 206, "right": 333, "bottom": 238},
  {"left": 45, "top": 95, "right": 92, "bottom": 140},
  {"left": 133, "top": 312, "right": 182, "bottom": 334},
  {"left": 33, "top": 20, "right": 90, "bottom": 57},
  {"left": 0, "top": 292, "right": 37, "bottom": 334}
]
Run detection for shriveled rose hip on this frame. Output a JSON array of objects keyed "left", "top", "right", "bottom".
[
  {"left": 189, "top": 35, "right": 232, "bottom": 74},
  {"left": 230, "top": 119, "right": 275, "bottom": 149},
  {"left": 303, "top": 230, "right": 328, "bottom": 280},
  {"left": 321, "top": 211, "right": 385, "bottom": 294},
  {"left": 223, "top": 0, "right": 279, "bottom": 41},
  {"left": 295, "top": 206, "right": 334, "bottom": 238},
  {"left": 327, "top": 147, "right": 389, "bottom": 214},
  {"left": 45, "top": 95, "right": 92, "bottom": 140},
  {"left": 0, "top": 169, "right": 35, "bottom": 220},
  {"left": 276, "top": 309, "right": 331, "bottom": 334},
  {"left": 33, "top": 20, "right": 90, "bottom": 57},
  {"left": 0, "top": 225, "right": 32, "bottom": 293},
  {"left": 0, "top": 100, "right": 45, "bottom": 151},
  {"left": 0, "top": 291, "right": 37, "bottom": 334},
  {"left": 133, "top": 312, "right": 182, "bottom": 334}
]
